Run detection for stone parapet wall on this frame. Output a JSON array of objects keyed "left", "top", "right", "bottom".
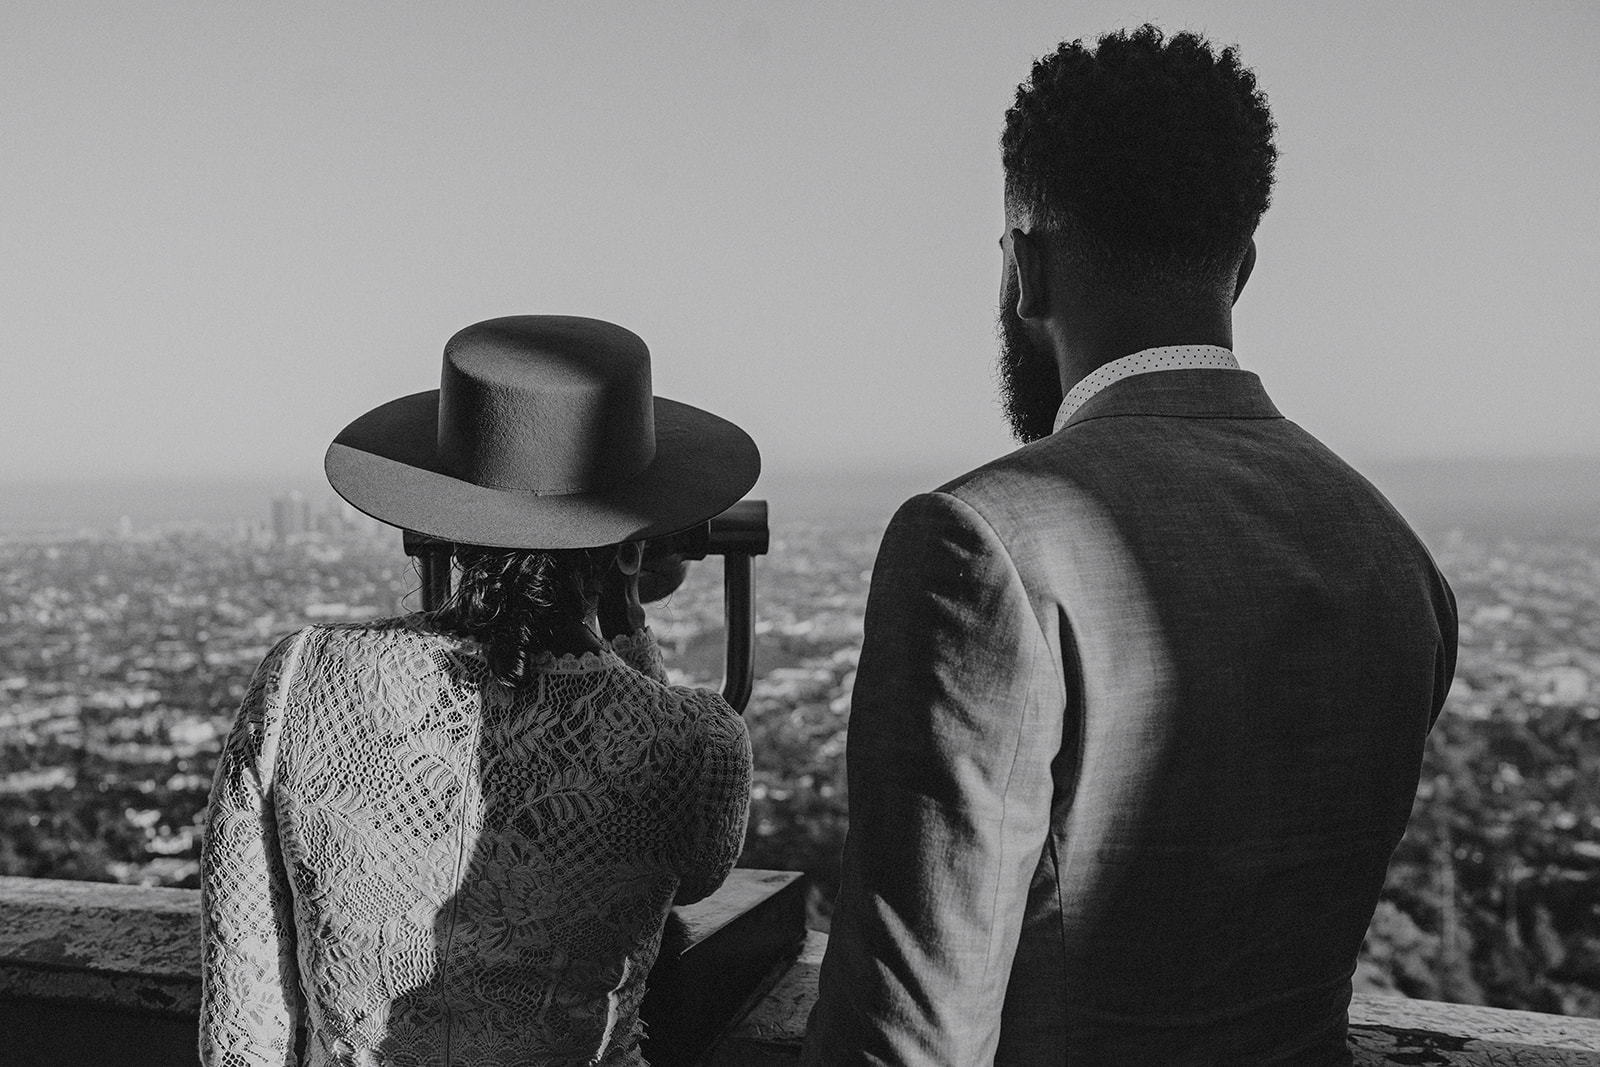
[
  {"left": 707, "top": 932, "right": 1600, "bottom": 1067},
  {"left": 0, "top": 871, "right": 805, "bottom": 1067},
  {"left": 4, "top": 874, "right": 1599, "bottom": 1066}
]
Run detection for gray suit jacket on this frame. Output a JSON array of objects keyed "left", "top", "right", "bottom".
[{"left": 802, "top": 370, "right": 1457, "bottom": 1066}]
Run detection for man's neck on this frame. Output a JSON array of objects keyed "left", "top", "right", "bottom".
[{"left": 1055, "top": 304, "right": 1234, "bottom": 396}]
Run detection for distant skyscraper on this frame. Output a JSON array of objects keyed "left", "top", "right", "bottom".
[{"left": 270, "top": 491, "right": 310, "bottom": 541}]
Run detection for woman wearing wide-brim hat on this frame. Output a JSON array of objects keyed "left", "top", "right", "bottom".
[{"left": 199, "top": 316, "right": 757, "bottom": 1066}]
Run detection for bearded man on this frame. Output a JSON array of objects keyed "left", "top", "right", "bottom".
[{"left": 802, "top": 25, "right": 1457, "bottom": 1067}]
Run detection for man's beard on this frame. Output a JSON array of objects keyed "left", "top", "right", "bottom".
[{"left": 995, "top": 274, "right": 1063, "bottom": 443}]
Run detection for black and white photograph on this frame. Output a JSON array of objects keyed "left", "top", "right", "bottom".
[{"left": 2, "top": 3, "right": 1598, "bottom": 1064}]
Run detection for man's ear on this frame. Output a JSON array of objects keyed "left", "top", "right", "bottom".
[
  {"left": 1232, "top": 238, "right": 1257, "bottom": 306},
  {"left": 1010, "top": 228, "right": 1049, "bottom": 319}
]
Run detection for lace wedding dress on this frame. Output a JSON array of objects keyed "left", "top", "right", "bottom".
[{"left": 200, "top": 616, "right": 752, "bottom": 1067}]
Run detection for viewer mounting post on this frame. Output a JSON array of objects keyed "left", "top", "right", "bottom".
[
  {"left": 402, "top": 498, "right": 769, "bottom": 712},
  {"left": 670, "top": 498, "right": 768, "bottom": 714}
]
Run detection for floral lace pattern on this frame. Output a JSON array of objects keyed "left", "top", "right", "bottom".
[{"left": 200, "top": 618, "right": 751, "bottom": 1067}]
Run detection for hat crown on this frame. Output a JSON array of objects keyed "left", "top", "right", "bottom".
[
  {"left": 437, "top": 316, "right": 656, "bottom": 495},
  {"left": 325, "top": 313, "right": 759, "bottom": 548}
]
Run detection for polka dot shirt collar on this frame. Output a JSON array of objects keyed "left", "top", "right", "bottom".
[{"left": 1052, "top": 345, "right": 1239, "bottom": 433}]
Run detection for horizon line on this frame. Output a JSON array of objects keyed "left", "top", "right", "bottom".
[{"left": 5, "top": 452, "right": 1600, "bottom": 488}]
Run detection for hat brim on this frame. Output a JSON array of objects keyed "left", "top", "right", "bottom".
[{"left": 325, "top": 391, "right": 760, "bottom": 549}]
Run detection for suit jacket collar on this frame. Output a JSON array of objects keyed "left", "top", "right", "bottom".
[{"left": 1059, "top": 368, "right": 1283, "bottom": 432}]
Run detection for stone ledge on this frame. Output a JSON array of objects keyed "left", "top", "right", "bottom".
[
  {"left": 706, "top": 932, "right": 1600, "bottom": 1066},
  {"left": 0, "top": 869, "right": 807, "bottom": 1067},
  {"left": 8, "top": 873, "right": 1600, "bottom": 1066},
  {"left": 643, "top": 869, "right": 808, "bottom": 1065},
  {"left": 1349, "top": 996, "right": 1600, "bottom": 1066},
  {"left": 0, "top": 875, "right": 198, "bottom": 1017},
  {"left": 705, "top": 929, "right": 826, "bottom": 1066}
]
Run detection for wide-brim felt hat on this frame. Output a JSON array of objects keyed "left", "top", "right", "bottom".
[{"left": 325, "top": 315, "right": 760, "bottom": 549}]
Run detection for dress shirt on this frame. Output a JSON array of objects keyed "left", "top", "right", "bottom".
[{"left": 1053, "top": 345, "right": 1239, "bottom": 433}]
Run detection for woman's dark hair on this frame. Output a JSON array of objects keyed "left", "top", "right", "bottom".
[{"left": 430, "top": 544, "right": 613, "bottom": 689}]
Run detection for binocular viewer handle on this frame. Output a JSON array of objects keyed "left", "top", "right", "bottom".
[
  {"left": 646, "top": 498, "right": 770, "bottom": 561},
  {"left": 402, "top": 498, "right": 768, "bottom": 713}
]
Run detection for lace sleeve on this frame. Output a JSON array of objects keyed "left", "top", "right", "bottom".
[
  {"left": 199, "top": 630, "right": 307, "bottom": 1067},
  {"left": 607, "top": 626, "right": 668, "bottom": 682},
  {"left": 672, "top": 691, "right": 753, "bottom": 905}
]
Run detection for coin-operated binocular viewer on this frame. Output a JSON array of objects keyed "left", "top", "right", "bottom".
[{"left": 403, "top": 499, "right": 770, "bottom": 712}]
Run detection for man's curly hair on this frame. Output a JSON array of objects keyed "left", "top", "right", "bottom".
[{"left": 1002, "top": 24, "right": 1276, "bottom": 294}]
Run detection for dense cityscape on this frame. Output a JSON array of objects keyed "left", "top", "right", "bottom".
[{"left": 1, "top": 490, "right": 1599, "bottom": 1014}]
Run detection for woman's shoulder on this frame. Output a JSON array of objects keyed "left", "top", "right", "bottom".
[
  {"left": 643, "top": 676, "right": 748, "bottom": 750},
  {"left": 269, "top": 615, "right": 477, "bottom": 689},
  {"left": 293, "top": 613, "right": 463, "bottom": 652},
  {"left": 303, "top": 612, "right": 443, "bottom": 639},
  {"left": 578, "top": 645, "right": 739, "bottom": 726}
]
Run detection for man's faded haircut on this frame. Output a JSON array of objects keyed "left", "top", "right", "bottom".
[{"left": 1001, "top": 24, "right": 1277, "bottom": 296}]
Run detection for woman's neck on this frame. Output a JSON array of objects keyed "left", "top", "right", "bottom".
[{"left": 541, "top": 617, "right": 605, "bottom": 658}]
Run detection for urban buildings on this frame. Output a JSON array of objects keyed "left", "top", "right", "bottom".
[{"left": 1, "top": 497, "right": 1598, "bottom": 1010}]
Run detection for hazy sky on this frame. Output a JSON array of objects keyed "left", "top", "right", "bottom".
[{"left": 4, "top": 1, "right": 1597, "bottom": 489}]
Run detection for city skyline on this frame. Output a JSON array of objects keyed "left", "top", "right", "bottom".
[
  {"left": 4, "top": 2, "right": 1599, "bottom": 485},
  {"left": 3, "top": 495, "right": 1599, "bottom": 1008},
  {"left": 4, "top": 454, "right": 1600, "bottom": 541}
]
